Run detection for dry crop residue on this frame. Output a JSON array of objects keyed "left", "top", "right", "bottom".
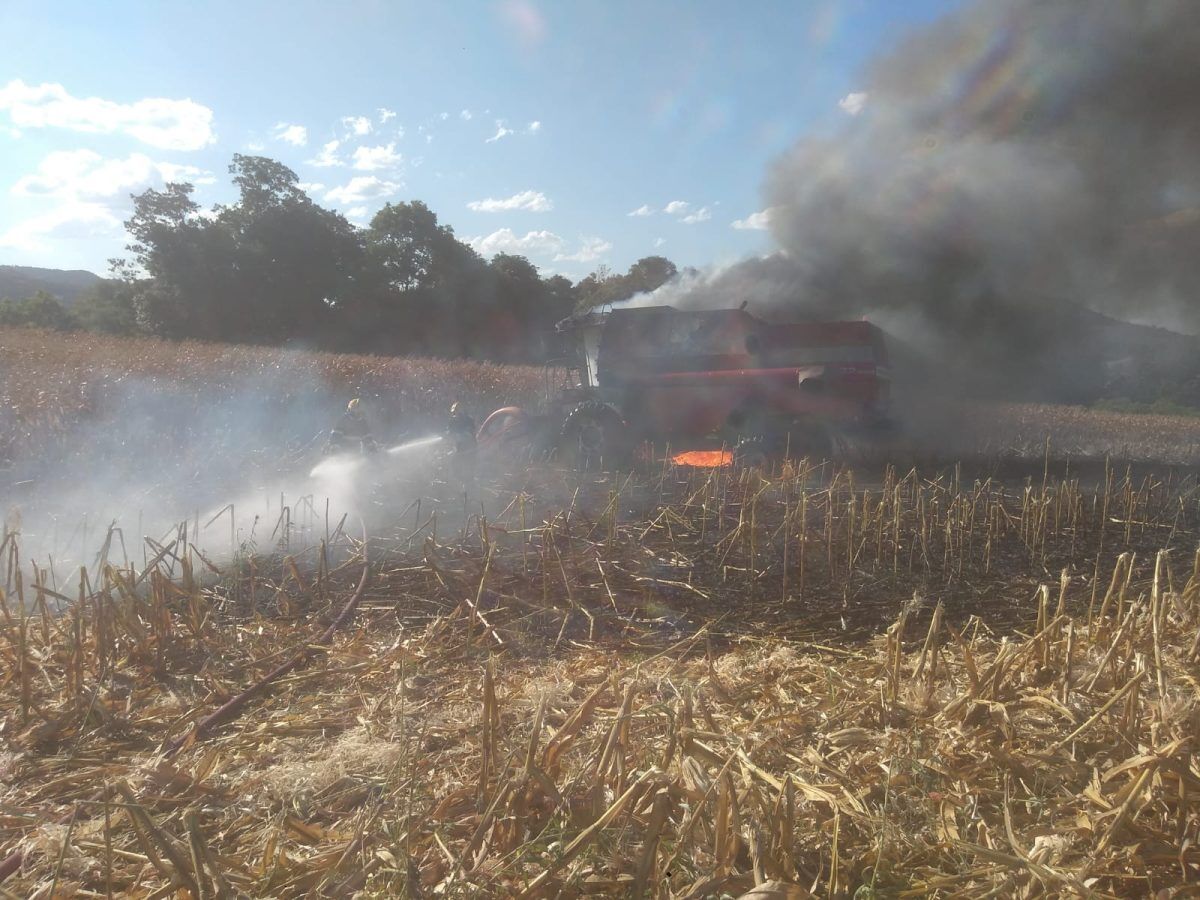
[{"left": 3, "top": 459, "right": 1200, "bottom": 896}]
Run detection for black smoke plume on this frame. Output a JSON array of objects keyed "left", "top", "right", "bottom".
[{"left": 669, "top": 0, "right": 1200, "bottom": 404}]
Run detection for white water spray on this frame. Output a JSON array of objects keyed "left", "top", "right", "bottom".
[
  {"left": 308, "top": 455, "right": 368, "bottom": 479},
  {"left": 386, "top": 434, "right": 443, "bottom": 455}
]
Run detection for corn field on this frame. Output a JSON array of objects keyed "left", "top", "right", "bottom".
[
  {"left": 3, "top": 457, "right": 1200, "bottom": 897},
  {"left": 6, "top": 327, "right": 1200, "bottom": 472},
  {"left": 0, "top": 327, "right": 547, "bottom": 467}
]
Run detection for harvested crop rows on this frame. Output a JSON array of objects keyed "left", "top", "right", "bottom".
[{"left": 3, "top": 458, "right": 1200, "bottom": 897}]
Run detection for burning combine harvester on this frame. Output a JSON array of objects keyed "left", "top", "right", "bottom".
[{"left": 476, "top": 304, "right": 894, "bottom": 469}]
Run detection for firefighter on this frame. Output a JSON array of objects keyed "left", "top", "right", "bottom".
[
  {"left": 447, "top": 401, "right": 477, "bottom": 452},
  {"left": 328, "top": 398, "right": 378, "bottom": 454},
  {"left": 446, "top": 400, "right": 477, "bottom": 485}
]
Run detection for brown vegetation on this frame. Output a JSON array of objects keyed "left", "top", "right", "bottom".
[
  {"left": 3, "top": 458, "right": 1200, "bottom": 896},
  {"left": 955, "top": 403, "right": 1200, "bottom": 466},
  {"left": 0, "top": 327, "right": 546, "bottom": 464},
  {"left": 8, "top": 326, "right": 1200, "bottom": 472}
]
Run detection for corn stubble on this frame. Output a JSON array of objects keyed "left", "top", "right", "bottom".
[{"left": 3, "top": 456, "right": 1200, "bottom": 898}]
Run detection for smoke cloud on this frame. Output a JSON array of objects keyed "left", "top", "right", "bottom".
[
  {"left": 669, "top": 0, "right": 1200, "bottom": 402},
  {"left": 3, "top": 373, "right": 446, "bottom": 574}
]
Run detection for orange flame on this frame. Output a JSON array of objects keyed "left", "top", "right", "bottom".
[{"left": 672, "top": 450, "right": 733, "bottom": 468}]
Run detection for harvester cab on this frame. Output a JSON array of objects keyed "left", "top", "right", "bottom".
[{"left": 540, "top": 308, "right": 605, "bottom": 408}]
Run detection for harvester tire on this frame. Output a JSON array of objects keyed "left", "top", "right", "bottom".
[
  {"left": 778, "top": 422, "right": 835, "bottom": 461},
  {"left": 558, "top": 402, "right": 629, "bottom": 470},
  {"left": 733, "top": 437, "right": 770, "bottom": 470}
]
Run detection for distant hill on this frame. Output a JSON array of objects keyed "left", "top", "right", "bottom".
[
  {"left": 881, "top": 300, "right": 1200, "bottom": 408},
  {"left": 0, "top": 266, "right": 104, "bottom": 306}
]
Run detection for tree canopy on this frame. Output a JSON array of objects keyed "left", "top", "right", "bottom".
[
  {"left": 0, "top": 290, "right": 77, "bottom": 331},
  {"left": 3, "top": 155, "right": 681, "bottom": 363}
]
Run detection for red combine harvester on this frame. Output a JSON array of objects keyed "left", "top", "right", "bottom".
[{"left": 477, "top": 304, "right": 893, "bottom": 468}]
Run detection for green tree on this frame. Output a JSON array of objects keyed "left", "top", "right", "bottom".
[
  {"left": 120, "top": 181, "right": 217, "bottom": 338},
  {"left": 367, "top": 201, "right": 453, "bottom": 291},
  {"left": 124, "top": 156, "right": 363, "bottom": 343},
  {"left": 624, "top": 255, "right": 677, "bottom": 294},
  {"left": 218, "top": 155, "right": 364, "bottom": 342},
  {"left": 74, "top": 280, "right": 140, "bottom": 335},
  {"left": 573, "top": 264, "right": 616, "bottom": 310},
  {"left": 544, "top": 275, "right": 576, "bottom": 317},
  {"left": 486, "top": 254, "right": 548, "bottom": 361},
  {"left": 107, "top": 152, "right": 675, "bottom": 362},
  {"left": 228, "top": 154, "right": 307, "bottom": 213},
  {"left": 0, "top": 290, "right": 77, "bottom": 330},
  {"left": 363, "top": 201, "right": 488, "bottom": 355},
  {"left": 575, "top": 256, "right": 678, "bottom": 310}
]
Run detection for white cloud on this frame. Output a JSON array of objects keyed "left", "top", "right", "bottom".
[
  {"left": 732, "top": 208, "right": 772, "bottom": 230},
  {"left": 157, "top": 161, "right": 215, "bottom": 185},
  {"left": 346, "top": 206, "right": 368, "bottom": 221},
  {"left": 467, "top": 190, "right": 552, "bottom": 213},
  {"left": 0, "top": 201, "right": 122, "bottom": 251},
  {"left": 664, "top": 200, "right": 690, "bottom": 215},
  {"left": 324, "top": 175, "right": 401, "bottom": 207},
  {"left": 681, "top": 206, "right": 712, "bottom": 224},
  {"left": 526, "top": 120, "right": 542, "bottom": 134},
  {"left": 13, "top": 149, "right": 213, "bottom": 200},
  {"left": 468, "top": 228, "right": 564, "bottom": 257},
  {"left": 466, "top": 229, "right": 610, "bottom": 264},
  {"left": 439, "top": 111, "right": 450, "bottom": 121},
  {"left": 351, "top": 142, "right": 402, "bottom": 171},
  {"left": 297, "top": 181, "right": 325, "bottom": 194},
  {"left": 838, "top": 91, "right": 868, "bottom": 116},
  {"left": 654, "top": 237, "right": 666, "bottom": 248},
  {"left": 554, "top": 237, "right": 612, "bottom": 264},
  {"left": 485, "top": 120, "right": 514, "bottom": 143},
  {"left": 309, "top": 140, "right": 343, "bottom": 167},
  {"left": 378, "top": 108, "right": 396, "bottom": 123},
  {"left": 342, "top": 115, "right": 372, "bottom": 136},
  {"left": 460, "top": 109, "right": 473, "bottom": 121},
  {"left": 272, "top": 122, "right": 307, "bottom": 146},
  {"left": 246, "top": 140, "right": 265, "bottom": 152},
  {"left": 627, "top": 204, "right": 654, "bottom": 217},
  {"left": 0, "top": 79, "right": 215, "bottom": 151},
  {"left": 3, "top": 149, "right": 214, "bottom": 251}
]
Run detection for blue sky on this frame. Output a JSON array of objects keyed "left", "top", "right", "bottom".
[{"left": 0, "top": 0, "right": 961, "bottom": 279}]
